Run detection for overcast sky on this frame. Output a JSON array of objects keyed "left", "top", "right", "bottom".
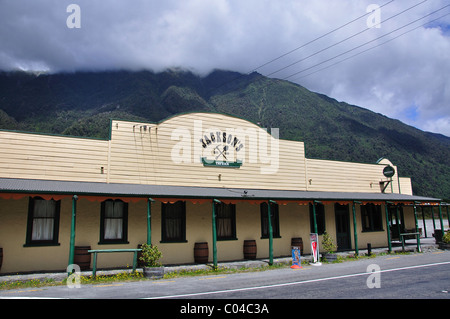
[{"left": 1, "top": 0, "right": 449, "bottom": 136}]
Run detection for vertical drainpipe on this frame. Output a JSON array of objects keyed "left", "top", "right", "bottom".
[
  {"left": 352, "top": 201, "right": 360, "bottom": 256},
  {"left": 147, "top": 198, "right": 154, "bottom": 245},
  {"left": 268, "top": 200, "right": 276, "bottom": 266},
  {"left": 212, "top": 199, "right": 220, "bottom": 270},
  {"left": 385, "top": 201, "right": 392, "bottom": 253},
  {"left": 68, "top": 195, "right": 78, "bottom": 275}
]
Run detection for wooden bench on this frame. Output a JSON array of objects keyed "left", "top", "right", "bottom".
[{"left": 88, "top": 249, "right": 142, "bottom": 277}]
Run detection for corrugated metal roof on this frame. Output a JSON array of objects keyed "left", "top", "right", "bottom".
[{"left": 0, "top": 177, "right": 440, "bottom": 203}]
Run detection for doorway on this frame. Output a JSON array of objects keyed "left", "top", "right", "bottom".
[{"left": 335, "top": 204, "right": 351, "bottom": 251}]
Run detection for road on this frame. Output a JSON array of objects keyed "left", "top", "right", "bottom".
[{"left": 1, "top": 251, "right": 449, "bottom": 303}]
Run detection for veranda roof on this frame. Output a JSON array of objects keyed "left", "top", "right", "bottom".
[{"left": 0, "top": 177, "right": 440, "bottom": 204}]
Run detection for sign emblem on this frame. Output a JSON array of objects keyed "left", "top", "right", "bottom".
[{"left": 200, "top": 131, "right": 244, "bottom": 168}]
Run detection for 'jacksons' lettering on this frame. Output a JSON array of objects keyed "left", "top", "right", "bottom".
[{"left": 200, "top": 131, "right": 244, "bottom": 152}]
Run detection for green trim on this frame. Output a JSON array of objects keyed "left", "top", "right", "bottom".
[
  {"left": 0, "top": 189, "right": 441, "bottom": 204},
  {"left": 201, "top": 157, "right": 243, "bottom": 168},
  {"left": 68, "top": 195, "right": 77, "bottom": 275}
]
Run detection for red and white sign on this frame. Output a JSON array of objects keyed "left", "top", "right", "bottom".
[{"left": 310, "top": 233, "right": 319, "bottom": 263}]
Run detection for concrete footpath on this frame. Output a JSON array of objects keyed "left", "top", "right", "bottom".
[{"left": 0, "top": 237, "right": 441, "bottom": 284}]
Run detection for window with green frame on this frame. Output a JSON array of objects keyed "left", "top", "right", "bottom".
[
  {"left": 215, "top": 202, "right": 237, "bottom": 240},
  {"left": 161, "top": 201, "right": 186, "bottom": 243},
  {"left": 361, "top": 203, "right": 383, "bottom": 232},
  {"left": 25, "top": 196, "right": 61, "bottom": 246},
  {"left": 100, "top": 199, "right": 129, "bottom": 244},
  {"left": 309, "top": 202, "right": 326, "bottom": 235},
  {"left": 260, "top": 202, "right": 280, "bottom": 238}
]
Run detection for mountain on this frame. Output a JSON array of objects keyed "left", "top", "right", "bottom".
[{"left": 0, "top": 69, "right": 449, "bottom": 199}]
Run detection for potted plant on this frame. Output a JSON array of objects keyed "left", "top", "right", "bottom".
[
  {"left": 439, "top": 231, "right": 450, "bottom": 250},
  {"left": 139, "top": 243, "right": 164, "bottom": 279},
  {"left": 321, "top": 231, "right": 338, "bottom": 262}
]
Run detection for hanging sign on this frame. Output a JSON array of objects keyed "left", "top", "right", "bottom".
[
  {"left": 310, "top": 233, "right": 320, "bottom": 264},
  {"left": 291, "top": 246, "right": 302, "bottom": 269},
  {"left": 383, "top": 165, "right": 395, "bottom": 178}
]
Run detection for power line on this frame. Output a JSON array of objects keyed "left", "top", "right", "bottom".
[
  {"left": 293, "top": 11, "right": 450, "bottom": 81},
  {"left": 285, "top": 5, "right": 450, "bottom": 81},
  {"left": 250, "top": 0, "right": 395, "bottom": 73},
  {"left": 265, "top": 0, "right": 428, "bottom": 78},
  {"left": 206, "top": 0, "right": 396, "bottom": 95}
]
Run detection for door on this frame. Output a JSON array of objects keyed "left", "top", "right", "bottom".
[{"left": 335, "top": 204, "right": 351, "bottom": 251}]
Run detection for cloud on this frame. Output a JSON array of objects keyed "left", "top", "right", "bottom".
[{"left": 0, "top": 0, "right": 449, "bottom": 136}]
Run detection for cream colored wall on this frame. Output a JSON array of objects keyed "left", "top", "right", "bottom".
[
  {"left": 0, "top": 131, "right": 108, "bottom": 182},
  {"left": 108, "top": 114, "right": 306, "bottom": 190},
  {"left": 399, "top": 177, "right": 413, "bottom": 195},
  {"left": 0, "top": 113, "right": 412, "bottom": 195},
  {"left": 0, "top": 197, "right": 72, "bottom": 273},
  {"left": 306, "top": 158, "right": 400, "bottom": 194},
  {"left": 3, "top": 197, "right": 422, "bottom": 273}
]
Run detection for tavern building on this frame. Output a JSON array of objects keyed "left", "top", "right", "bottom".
[{"left": 0, "top": 112, "right": 443, "bottom": 274}]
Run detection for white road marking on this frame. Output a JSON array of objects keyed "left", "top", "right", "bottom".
[{"left": 145, "top": 260, "right": 450, "bottom": 299}]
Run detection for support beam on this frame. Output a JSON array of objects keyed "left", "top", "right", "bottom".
[
  {"left": 312, "top": 200, "right": 319, "bottom": 235},
  {"left": 385, "top": 201, "right": 392, "bottom": 253},
  {"left": 68, "top": 195, "right": 78, "bottom": 275},
  {"left": 447, "top": 205, "right": 450, "bottom": 227},
  {"left": 268, "top": 200, "right": 276, "bottom": 266},
  {"left": 438, "top": 204, "right": 444, "bottom": 232},
  {"left": 212, "top": 199, "right": 221, "bottom": 269},
  {"left": 413, "top": 204, "right": 421, "bottom": 252},
  {"left": 421, "top": 206, "right": 427, "bottom": 238},
  {"left": 352, "top": 201, "right": 360, "bottom": 256},
  {"left": 147, "top": 198, "right": 154, "bottom": 245}
]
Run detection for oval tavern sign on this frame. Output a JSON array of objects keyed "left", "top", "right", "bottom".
[{"left": 383, "top": 165, "right": 396, "bottom": 178}]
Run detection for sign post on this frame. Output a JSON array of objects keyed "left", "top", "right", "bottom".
[{"left": 310, "top": 233, "right": 321, "bottom": 266}]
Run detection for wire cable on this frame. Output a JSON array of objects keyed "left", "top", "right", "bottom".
[
  {"left": 292, "top": 11, "right": 450, "bottom": 81},
  {"left": 251, "top": 0, "right": 395, "bottom": 73},
  {"left": 284, "top": 5, "right": 450, "bottom": 81},
  {"left": 265, "top": 0, "right": 428, "bottom": 78}
]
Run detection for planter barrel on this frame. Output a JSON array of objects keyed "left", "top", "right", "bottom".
[
  {"left": 323, "top": 253, "right": 338, "bottom": 262},
  {"left": 434, "top": 229, "right": 443, "bottom": 244},
  {"left": 144, "top": 266, "right": 164, "bottom": 279},
  {"left": 291, "top": 237, "right": 303, "bottom": 254},
  {"left": 194, "top": 242, "right": 209, "bottom": 264},
  {"left": 243, "top": 240, "right": 257, "bottom": 260},
  {"left": 74, "top": 246, "right": 91, "bottom": 270}
]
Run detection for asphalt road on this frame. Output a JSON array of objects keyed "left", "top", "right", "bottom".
[{"left": 1, "top": 250, "right": 449, "bottom": 303}]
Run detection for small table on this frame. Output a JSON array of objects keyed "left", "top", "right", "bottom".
[
  {"left": 88, "top": 249, "right": 142, "bottom": 277},
  {"left": 399, "top": 232, "right": 421, "bottom": 252}
]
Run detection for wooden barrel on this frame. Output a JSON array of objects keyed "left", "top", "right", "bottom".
[
  {"left": 243, "top": 240, "right": 257, "bottom": 260},
  {"left": 0, "top": 248, "right": 3, "bottom": 272},
  {"left": 291, "top": 238, "right": 303, "bottom": 254},
  {"left": 194, "top": 242, "right": 209, "bottom": 264},
  {"left": 74, "top": 246, "right": 91, "bottom": 270}
]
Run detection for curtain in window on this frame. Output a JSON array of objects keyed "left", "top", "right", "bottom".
[
  {"left": 217, "top": 204, "right": 233, "bottom": 238},
  {"left": 104, "top": 201, "right": 124, "bottom": 240},
  {"left": 32, "top": 199, "right": 55, "bottom": 241},
  {"left": 164, "top": 202, "right": 183, "bottom": 241}
]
